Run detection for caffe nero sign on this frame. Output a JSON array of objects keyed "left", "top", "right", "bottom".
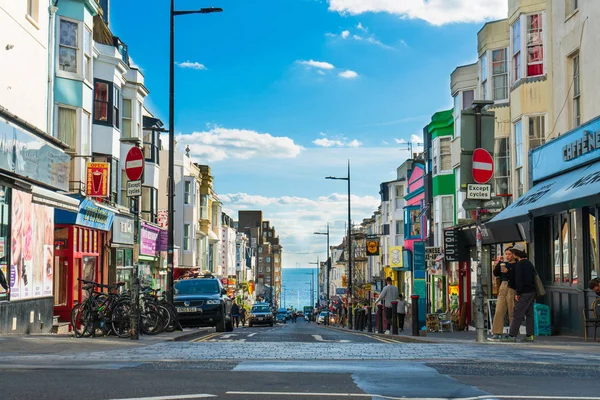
[{"left": 0, "top": 118, "right": 70, "bottom": 191}]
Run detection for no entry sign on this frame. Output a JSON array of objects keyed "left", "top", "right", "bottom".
[
  {"left": 125, "top": 147, "right": 145, "bottom": 181},
  {"left": 472, "top": 148, "right": 494, "bottom": 184}
]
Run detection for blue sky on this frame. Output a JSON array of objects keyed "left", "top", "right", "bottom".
[{"left": 111, "top": 0, "right": 507, "bottom": 268}]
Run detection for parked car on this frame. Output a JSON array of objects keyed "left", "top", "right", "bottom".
[
  {"left": 276, "top": 312, "right": 288, "bottom": 323},
  {"left": 317, "top": 311, "right": 333, "bottom": 325},
  {"left": 249, "top": 304, "right": 274, "bottom": 327},
  {"left": 173, "top": 275, "right": 233, "bottom": 332}
]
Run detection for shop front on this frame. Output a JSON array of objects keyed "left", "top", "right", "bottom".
[
  {"left": 0, "top": 114, "right": 78, "bottom": 334},
  {"left": 111, "top": 214, "right": 135, "bottom": 289},
  {"left": 490, "top": 116, "right": 600, "bottom": 336},
  {"left": 54, "top": 199, "right": 115, "bottom": 322},
  {"left": 139, "top": 222, "right": 167, "bottom": 290}
]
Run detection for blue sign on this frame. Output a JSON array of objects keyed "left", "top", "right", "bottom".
[
  {"left": 336, "top": 288, "right": 347, "bottom": 295},
  {"left": 413, "top": 241, "right": 425, "bottom": 271},
  {"left": 0, "top": 118, "right": 70, "bottom": 191},
  {"left": 56, "top": 198, "right": 114, "bottom": 231}
]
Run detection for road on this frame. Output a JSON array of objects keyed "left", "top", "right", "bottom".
[{"left": 1, "top": 319, "right": 600, "bottom": 400}]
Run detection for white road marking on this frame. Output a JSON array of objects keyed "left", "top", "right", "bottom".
[
  {"left": 226, "top": 394, "right": 600, "bottom": 400},
  {"left": 209, "top": 339, "right": 246, "bottom": 343},
  {"left": 247, "top": 333, "right": 257, "bottom": 337},
  {"left": 108, "top": 394, "right": 216, "bottom": 400},
  {"left": 312, "top": 334, "right": 351, "bottom": 343},
  {"left": 219, "top": 334, "right": 237, "bottom": 339}
]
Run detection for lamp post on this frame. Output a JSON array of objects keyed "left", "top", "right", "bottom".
[
  {"left": 167, "top": 2, "right": 223, "bottom": 303},
  {"left": 326, "top": 160, "right": 352, "bottom": 329},
  {"left": 307, "top": 262, "right": 318, "bottom": 309},
  {"left": 314, "top": 224, "right": 330, "bottom": 324}
]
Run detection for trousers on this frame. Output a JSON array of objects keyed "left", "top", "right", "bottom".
[
  {"left": 492, "top": 281, "right": 515, "bottom": 335},
  {"left": 509, "top": 291, "right": 536, "bottom": 337}
]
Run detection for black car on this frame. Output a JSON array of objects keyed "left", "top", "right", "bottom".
[
  {"left": 248, "top": 303, "right": 274, "bottom": 327},
  {"left": 174, "top": 276, "right": 233, "bottom": 332}
]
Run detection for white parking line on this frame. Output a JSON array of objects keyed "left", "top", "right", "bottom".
[{"left": 108, "top": 394, "right": 216, "bottom": 400}]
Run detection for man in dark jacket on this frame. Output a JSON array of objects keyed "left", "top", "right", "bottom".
[{"left": 502, "top": 243, "right": 536, "bottom": 342}]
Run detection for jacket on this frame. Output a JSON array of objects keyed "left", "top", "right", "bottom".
[
  {"left": 494, "top": 261, "right": 517, "bottom": 289},
  {"left": 515, "top": 259, "right": 536, "bottom": 295},
  {"left": 377, "top": 284, "right": 399, "bottom": 308}
]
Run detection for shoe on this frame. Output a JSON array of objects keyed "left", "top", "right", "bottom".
[
  {"left": 500, "top": 335, "right": 517, "bottom": 342},
  {"left": 487, "top": 334, "right": 502, "bottom": 341},
  {"left": 521, "top": 335, "right": 535, "bottom": 342}
]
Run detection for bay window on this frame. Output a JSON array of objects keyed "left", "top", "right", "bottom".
[
  {"left": 122, "top": 99, "right": 132, "bottom": 138},
  {"left": 528, "top": 115, "right": 545, "bottom": 150},
  {"left": 141, "top": 186, "right": 158, "bottom": 223},
  {"left": 512, "top": 19, "right": 521, "bottom": 82},
  {"left": 514, "top": 120, "right": 524, "bottom": 197},
  {"left": 183, "top": 224, "right": 190, "bottom": 251},
  {"left": 494, "top": 138, "right": 511, "bottom": 196},
  {"left": 113, "top": 86, "right": 120, "bottom": 129},
  {"left": 526, "top": 14, "right": 544, "bottom": 77},
  {"left": 462, "top": 90, "right": 474, "bottom": 109},
  {"left": 58, "top": 18, "right": 78, "bottom": 73},
  {"left": 440, "top": 137, "right": 451, "bottom": 172},
  {"left": 94, "top": 80, "right": 111, "bottom": 124},
  {"left": 83, "top": 27, "right": 92, "bottom": 82},
  {"left": 184, "top": 180, "right": 191, "bottom": 204},
  {"left": 492, "top": 48, "right": 508, "bottom": 101},
  {"left": 480, "top": 52, "right": 488, "bottom": 100},
  {"left": 57, "top": 106, "right": 77, "bottom": 150},
  {"left": 405, "top": 206, "right": 421, "bottom": 239}
]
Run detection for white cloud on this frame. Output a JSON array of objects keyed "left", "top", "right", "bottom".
[
  {"left": 338, "top": 70, "right": 359, "bottom": 79},
  {"left": 176, "top": 61, "right": 207, "bottom": 70},
  {"left": 313, "top": 135, "right": 363, "bottom": 148},
  {"left": 327, "top": 0, "right": 508, "bottom": 26},
  {"left": 341, "top": 30, "right": 350, "bottom": 39},
  {"left": 347, "top": 139, "right": 362, "bottom": 148},
  {"left": 357, "top": 22, "right": 367, "bottom": 31},
  {"left": 175, "top": 126, "right": 304, "bottom": 162},
  {"left": 317, "top": 70, "right": 326, "bottom": 76},
  {"left": 298, "top": 60, "right": 335, "bottom": 70},
  {"left": 394, "top": 138, "right": 407, "bottom": 144},
  {"left": 410, "top": 134, "right": 423, "bottom": 143}
]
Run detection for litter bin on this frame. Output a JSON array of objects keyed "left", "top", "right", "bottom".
[{"left": 534, "top": 303, "right": 551, "bottom": 336}]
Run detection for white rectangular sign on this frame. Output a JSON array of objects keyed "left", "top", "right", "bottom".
[
  {"left": 425, "top": 246, "right": 442, "bottom": 262},
  {"left": 127, "top": 180, "right": 142, "bottom": 197},
  {"left": 466, "top": 184, "right": 491, "bottom": 200}
]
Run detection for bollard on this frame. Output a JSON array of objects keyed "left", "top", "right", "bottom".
[
  {"left": 391, "top": 300, "right": 398, "bottom": 335},
  {"left": 367, "top": 306, "right": 373, "bottom": 332},
  {"left": 376, "top": 304, "right": 384, "bottom": 334},
  {"left": 411, "top": 294, "right": 419, "bottom": 336},
  {"left": 359, "top": 309, "right": 365, "bottom": 331}
]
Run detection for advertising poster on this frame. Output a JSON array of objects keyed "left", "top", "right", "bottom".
[
  {"left": 0, "top": 264, "right": 7, "bottom": 300},
  {"left": 85, "top": 162, "right": 110, "bottom": 197},
  {"left": 11, "top": 190, "right": 54, "bottom": 300}
]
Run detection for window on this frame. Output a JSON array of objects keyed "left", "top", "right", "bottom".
[
  {"left": 566, "top": 0, "right": 578, "bottom": 16},
  {"left": 512, "top": 19, "right": 521, "bottom": 82},
  {"left": 275, "top": 256, "right": 280, "bottom": 262},
  {"left": 441, "top": 196, "right": 453, "bottom": 229},
  {"left": 59, "top": 19, "right": 78, "bottom": 73},
  {"left": 480, "top": 52, "right": 488, "bottom": 100},
  {"left": 462, "top": 90, "right": 474, "bottom": 109},
  {"left": 120, "top": 170, "right": 129, "bottom": 208},
  {"left": 0, "top": 186, "right": 10, "bottom": 302},
  {"left": 494, "top": 138, "right": 511, "bottom": 196},
  {"left": 259, "top": 257, "right": 263, "bottom": 263},
  {"left": 137, "top": 101, "right": 143, "bottom": 138},
  {"left": 143, "top": 130, "right": 160, "bottom": 164},
  {"left": 122, "top": 99, "right": 132, "bottom": 138},
  {"left": 141, "top": 186, "right": 158, "bottom": 223},
  {"left": 454, "top": 94, "right": 460, "bottom": 114},
  {"left": 113, "top": 86, "right": 120, "bottom": 129},
  {"left": 258, "top": 247, "right": 263, "bottom": 253},
  {"left": 572, "top": 53, "right": 581, "bottom": 128},
  {"left": 183, "top": 224, "right": 190, "bottom": 251},
  {"left": 405, "top": 207, "right": 421, "bottom": 239},
  {"left": 83, "top": 27, "right": 92, "bottom": 81},
  {"left": 528, "top": 115, "right": 545, "bottom": 150},
  {"left": 27, "top": 0, "right": 39, "bottom": 23},
  {"left": 57, "top": 106, "right": 76, "bottom": 150},
  {"left": 514, "top": 120, "right": 524, "bottom": 196},
  {"left": 258, "top": 266, "right": 263, "bottom": 273},
  {"left": 94, "top": 80, "right": 111, "bottom": 124},
  {"left": 266, "top": 257, "right": 271, "bottom": 263},
  {"left": 526, "top": 14, "right": 544, "bottom": 77},
  {"left": 440, "top": 137, "right": 451, "bottom": 172},
  {"left": 110, "top": 157, "right": 119, "bottom": 204},
  {"left": 184, "top": 181, "right": 191, "bottom": 205},
  {"left": 552, "top": 212, "right": 575, "bottom": 284},
  {"left": 200, "top": 194, "right": 208, "bottom": 219},
  {"left": 588, "top": 208, "right": 599, "bottom": 281},
  {"left": 492, "top": 48, "right": 508, "bottom": 100}
]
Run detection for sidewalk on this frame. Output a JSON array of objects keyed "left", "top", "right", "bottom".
[{"left": 0, "top": 328, "right": 211, "bottom": 356}]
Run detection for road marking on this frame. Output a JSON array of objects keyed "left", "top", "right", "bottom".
[
  {"left": 191, "top": 333, "right": 221, "bottom": 343},
  {"left": 322, "top": 326, "right": 401, "bottom": 344},
  {"left": 108, "top": 394, "right": 216, "bottom": 400},
  {"left": 247, "top": 333, "right": 257, "bottom": 337},
  {"left": 219, "top": 334, "right": 237, "bottom": 339},
  {"left": 210, "top": 339, "right": 246, "bottom": 342},
  {"left": 226, "top": 394, "right": 600, "bottom": 400},
  {"left": 312, "top": 334, "right": 351, "bottom": 343}
]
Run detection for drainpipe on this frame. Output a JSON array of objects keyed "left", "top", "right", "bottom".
[{"left": 47, "top": 2, "right": 58, "bottom": 136}]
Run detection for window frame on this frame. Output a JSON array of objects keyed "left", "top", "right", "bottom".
[
  {"left": 184, "top": 180, "right": 191, "bottom": 205},
  {"left": 122, "top": 98, "right": 133, "bottom": 138},
  {"left": 480, "top": 52, "right": 488, "bottom": 100},
  {"left": 183, "top": 224, "right": 190, "bottom": 251},
  {"left": 526, "top": 13, "right": 544, "bottom": 77},
  {"left": 512, "top": 19, "right": 522, "bottom": 83},
  {"left": 404, "top": 206, "right": 422, "bottom": 240},
  {"left": 514, "top": 119, "right": 524, "bottom": 197},
  {"left": 93, "top": 79, "right": 113, "bottom": 126},
  {"left": 572, "top": 52, "right": 581, "bottom": 128},
  {"left": 491, "top": 48, "right": 509, "bottom": 101},
  {"left": 57, "top": 17, "right": 85, "bottom": 79}
]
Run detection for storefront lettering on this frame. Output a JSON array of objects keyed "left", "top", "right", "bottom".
[
  {"left": 512, "top": 183, "right": 553, "bottom": 208},
  {"left": 81, "top": 205, "right": 109, "bottom": 224},
  {"left": 563, "top": 130, "right": 600, "bottom": 161},
  {"left": 566, "top": 170, "right": 600, "bottom": 190}
]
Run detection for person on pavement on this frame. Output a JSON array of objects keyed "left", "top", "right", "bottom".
[
  {"left": 239, "top": 306, "right": 247, "bottom": 327},
  {"left": 231, "top": 302, "right": 240, "bottom": 328},
  {"left": 396, "top": 294, "right": 407, "bottom": 332},
  {"left": 488, "top": 249, "right": 517, "bottom": 341},
  {"left": 0, "top": 268, "right": 9, "bottom": 295},
  {"left": 375, "top": 277, "right": 399, "bottom": 334},
  {"left": 502, "top": 244, "right": 536, "bottom": 343}
]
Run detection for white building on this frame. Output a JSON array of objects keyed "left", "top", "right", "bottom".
[{"left": 220, "top": 213, "right": 237, "bottom": 277}]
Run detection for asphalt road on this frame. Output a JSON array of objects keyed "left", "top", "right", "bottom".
[{"left": 2, "top": 319, "right": 600, "bottom": 400}]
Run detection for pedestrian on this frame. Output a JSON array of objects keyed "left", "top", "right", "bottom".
[
  {"left": 396, "top": 294, "right": 407, "bottom": 332},
  {"left": 588, "top": 278, "right": 600, "bottom": 296},
  {"left": 231, "top": 302, "right": 240, "bottom": 328},
  {"left": 0, "top": 268, "right": 9, "bottom": 295},
  {"left": 240, "top": 306, "right": 247, "bottom": 327},
  {"left": 488, "top": 249, "right": 517, "bottom": 341},
  {"left": 375, "top": 277, "right": 399, "bottom": 334},
  {"left": 501, "top": 244, "right": 536, "bottom": 342}
]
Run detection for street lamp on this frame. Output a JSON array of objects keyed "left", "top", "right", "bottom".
[
  {"left": 306, "top": 263, "right": 317, "bottom": 309},
  {"left": 314, "top": 224, "right": 330, "bottom": 324},
  {"left": 167, "top": 2, "right": 223, "bottom": 303},
  {"left": 326, "top": 160, "right": 352, "bottom": 329}
]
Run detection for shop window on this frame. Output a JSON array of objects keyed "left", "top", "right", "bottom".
[
  {"left": 588, "top": 208, "right": 599, "bottom": 281},
  {"left": 552, "top": 212, "right": 576, "bottom": 285},
  {"left": 404, "top": 206, "right": 421, "bottom": 239},
  {"left": 0, "top": 187, "right": 9, "bottom": 301}
]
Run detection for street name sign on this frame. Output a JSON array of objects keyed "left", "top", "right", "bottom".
[
  {"left": 125, "top": 147, "right": 145, "bottom": 181},
  {"left": 467, "top": 184, "right": 492, "bottom": 200},
  {"left": 127, "top": 180, "right": 142, "bottom": 197},
  {"left": 472, "top": 148, "right": 494, "bottom": 184}
]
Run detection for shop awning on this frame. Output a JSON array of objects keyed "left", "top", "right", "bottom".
[
  {"left": 489, "top": 161, "right": 600, "bottom": 226},
  {"left": 31, "top": 186, "right": 80, "bottom": 212}
]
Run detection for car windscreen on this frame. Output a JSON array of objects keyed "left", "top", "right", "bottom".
[
  {"left": 174, "top": 280, "right": 219, "bottom": 295},
  {"left": 319, "top": 312, "right": 328, "bottom": 316},
  {"left": 252, "top": 306, "right": 271, "bottom": 313}
]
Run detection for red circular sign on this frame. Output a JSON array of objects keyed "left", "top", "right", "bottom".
[
  {"left": 125, "top": 147, "right": 145, "bottom": 181},
  {"left": 472, "top": 148, "right": 494, "bottom": 184}
]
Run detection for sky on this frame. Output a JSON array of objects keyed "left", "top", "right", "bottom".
[{"left": 110, "top": 0, "right": 508, "bottom": 269}]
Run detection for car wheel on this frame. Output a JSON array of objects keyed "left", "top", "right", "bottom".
[{"left": 216, "top": 307, "right": 226, "bottom": 332}]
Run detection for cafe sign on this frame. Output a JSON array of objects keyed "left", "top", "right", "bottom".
[{"left": 563, "top": 129, "right": 600, "bottom": 161}]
